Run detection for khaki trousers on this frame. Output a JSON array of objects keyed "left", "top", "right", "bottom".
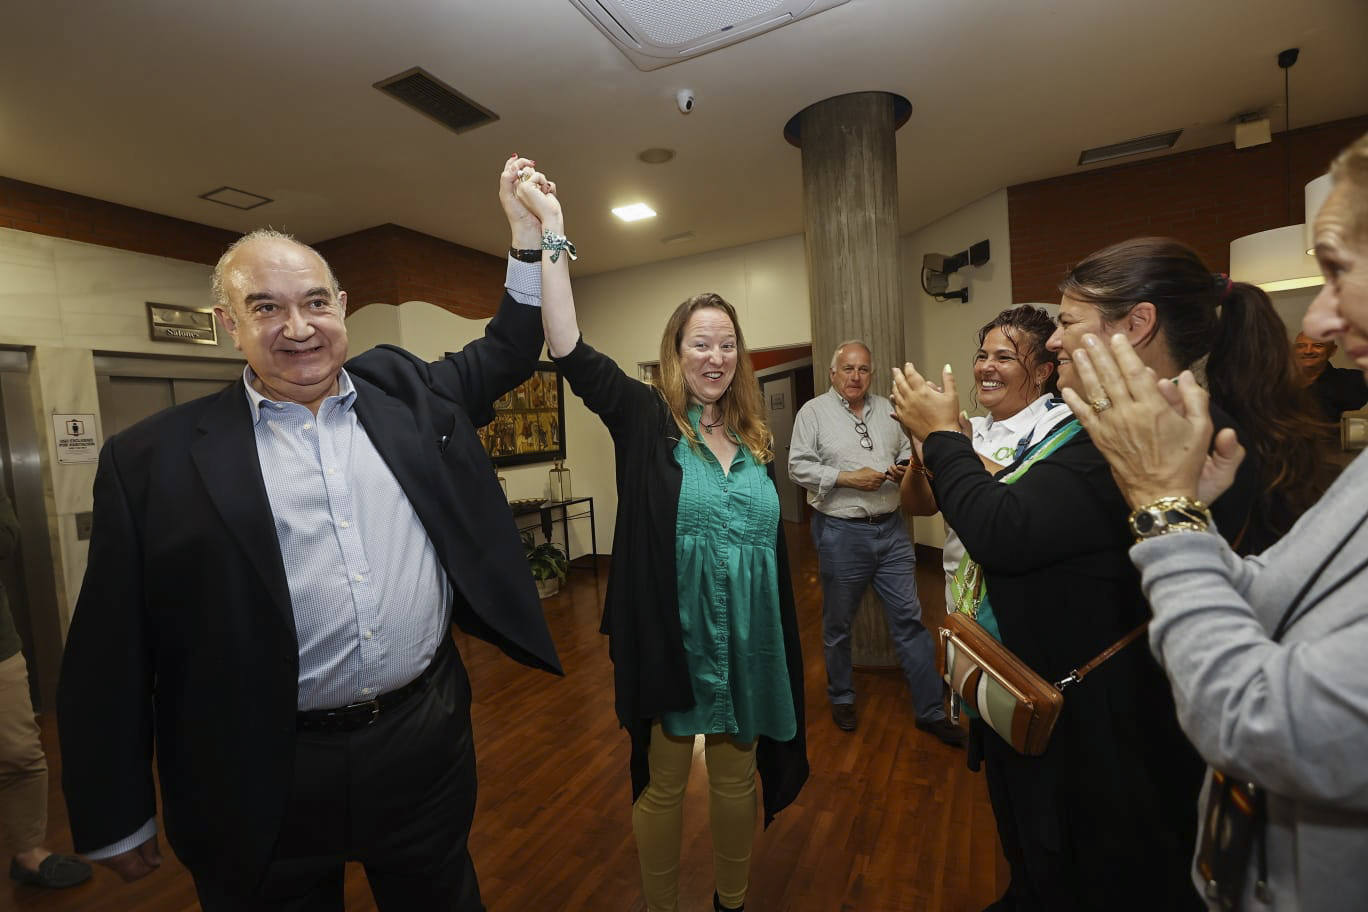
[
  {"left": 632, "top": 721, "right": 757, "bottom": 912},
  {"left": 0, "top": 652, "right": 48, "bottom": 854}
]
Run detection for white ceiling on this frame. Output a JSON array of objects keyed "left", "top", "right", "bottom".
[{"left": 2, "top": 0, "right": 1366, "bottom": 276}]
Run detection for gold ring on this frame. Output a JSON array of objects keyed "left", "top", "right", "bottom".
[
  {"left": 1091, "top": 397, "right": 1113, "bottom": 413},
  {"left": 518, "top": 168, "right": 534, "bottom": 183}
]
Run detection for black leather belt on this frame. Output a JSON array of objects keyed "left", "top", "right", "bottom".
[
  {"left": 296, "top": 636, "right": 453, "bottom": 733},
  {"left": 831, "top": 512, "right": 896, "bottom": 524}
]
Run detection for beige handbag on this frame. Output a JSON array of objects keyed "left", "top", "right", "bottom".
[{"left": 939, "top": 612, "right": 1146, "bottom": 755}]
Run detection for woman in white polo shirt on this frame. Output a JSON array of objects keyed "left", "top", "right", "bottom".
[{"left": 900, "top": 305, "right": 1068, "bottom": 604}]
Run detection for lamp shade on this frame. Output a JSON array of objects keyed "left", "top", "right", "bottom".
[
  {"left": 1304, "top": 173, "right": 1333, "bottom": 254},
  {"left": 1229, "top": 224, "right": 1322, "bottom": 293}
]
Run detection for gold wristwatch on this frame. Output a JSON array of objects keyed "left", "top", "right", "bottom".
[{"left": 1128, "top": 496, "right": 1213, "bottom": 541}]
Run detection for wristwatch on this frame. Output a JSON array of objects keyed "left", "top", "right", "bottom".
[
  {"left": 509, "top": 247, "right": 542, "bottom": 263},
  {"left": 1128, "top": 496, "right": 1213, "bottom": 541}
]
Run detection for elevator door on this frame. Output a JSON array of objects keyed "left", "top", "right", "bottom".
[
  {"left": 0, "top": 352, "right": 62, "bottom": 711},
  {"left": 98, "top": 377, "right": 175, "bottom": 437},
  {"left": 95, "top": 355, "right": 241, "bottom": 437}
]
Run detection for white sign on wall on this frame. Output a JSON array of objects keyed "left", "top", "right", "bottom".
[{"left": 52, "top": 413, "right": 99, "bottom": 464}]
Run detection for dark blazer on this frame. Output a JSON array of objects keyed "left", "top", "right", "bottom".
[
  {"left": 552, "top": 339, "right": 808, "bottom": 825},
  {"left": 58, "top": 293, "right": 561, "bottom": 887}
]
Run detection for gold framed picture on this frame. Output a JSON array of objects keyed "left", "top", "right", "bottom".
[{"left": 477, "top": 361, "right": 565, "bottom": 467}]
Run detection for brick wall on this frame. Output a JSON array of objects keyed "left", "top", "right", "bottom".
[
  {"left": 1008, "top": 115, "right": 1368, "bottom": 304},
  {"left": 0, "top": 176, "right": 239, "bottom": 264},
  {"left": 0, "top": 177, "right": 504, "bottom": 319},
  {"left": 752, "top": 344, "right": 812, "bottom": 371},
  {"left": 314, "top": 224, "right": 504, "bottom": 319}
]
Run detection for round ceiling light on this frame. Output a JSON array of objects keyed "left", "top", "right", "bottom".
[{"left": 637, "top": 148, "right": 675, "bottom": 164}]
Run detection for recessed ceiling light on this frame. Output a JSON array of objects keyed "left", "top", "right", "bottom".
[
  {"left": 612, "top": 203, "right": 657, "bottom": 222},
  {"left": 199, "top": 186, "right": 272, "bottom": 210},
  {"left": 637, "top": 148, "right": 675, "bottom": 164}
]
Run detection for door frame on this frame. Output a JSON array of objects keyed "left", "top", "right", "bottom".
[{"left": 0, "top": 349, "right": 64, "bottom": 711}]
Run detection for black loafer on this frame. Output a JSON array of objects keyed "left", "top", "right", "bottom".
[
  {"left": 9, "top": 854, "right": 93, "bottom": 889},
  {"left": 916, "top": 716, "right": 967, "bottom": 748},
  {"left": 831, "top": 702, "right": 857, "bottom": 731}
]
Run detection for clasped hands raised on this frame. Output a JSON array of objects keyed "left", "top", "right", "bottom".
[{"left": 498, "top": 155, "right": 563, "bottom": 247}]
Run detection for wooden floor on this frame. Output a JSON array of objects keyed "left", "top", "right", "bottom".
[{"left": 5, "top": 521, "right": 1008, "bottom": 912}]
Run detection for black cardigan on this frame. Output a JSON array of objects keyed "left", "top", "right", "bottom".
[
  {"left": 924, "top": 425, "right": 1206, "bottom": 907},
  {"left": 553, "top": 339, "right": 808, "bottom": 824}
]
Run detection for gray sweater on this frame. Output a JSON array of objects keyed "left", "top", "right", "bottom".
[{"left": 1133, "top": 450, "right": 1368, "bottom": 912}]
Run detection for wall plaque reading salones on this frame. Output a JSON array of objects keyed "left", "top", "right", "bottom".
[{"left": 147, "top": 302, "right": 218, "bottom": 345}]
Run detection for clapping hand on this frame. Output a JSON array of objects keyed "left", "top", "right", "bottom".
[
  {"left": 890, "top": 362, "right": 963, "bottom": 442},
  {"left": 1061, "top": 333, "right": 1245, "bottom": 509}
]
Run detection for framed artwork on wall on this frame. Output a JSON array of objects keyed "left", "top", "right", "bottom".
[{"left": 475, "top": 360, "right": 566, "bottom": 467}]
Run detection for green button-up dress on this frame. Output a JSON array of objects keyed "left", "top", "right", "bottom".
[{"left": 661, "top": 408, "right": 797, "bottom": 743}]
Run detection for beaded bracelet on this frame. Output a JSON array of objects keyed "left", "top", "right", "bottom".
[{"left": 541, "top": 230, "right": 578, "bottom": 264}]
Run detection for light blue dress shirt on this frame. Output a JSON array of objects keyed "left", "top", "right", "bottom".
[{"left": 243, "top": 367, "right": 450, "bottom": 711}]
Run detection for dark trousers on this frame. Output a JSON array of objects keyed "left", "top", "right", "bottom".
[
  {"left": 977, "top": 717, "right": 1204, "bottom": 912},
  {"left": 194, "top": 643, "right": 483, "bottom": 912}
]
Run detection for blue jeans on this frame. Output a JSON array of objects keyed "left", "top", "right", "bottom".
[{"left": 811, "top": 512, "right": 945, "bottom": 722}]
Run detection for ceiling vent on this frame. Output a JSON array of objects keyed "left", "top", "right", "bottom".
[
  {"left": 569, "top": 0, "right": 852, "bottom": 71},
  {"left": 1077, "top": 129, "right": 1183, "bottom": 166},
  {"left": 373, "top": 67, "right": 499, "bottom": 135},
  {"left": 199, "top": 186, "right": 272, "bottom": 210}
]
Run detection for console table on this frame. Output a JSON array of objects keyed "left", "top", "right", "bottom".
[{"left": 512, "top": 496, "right": 598, "bottom": 574}]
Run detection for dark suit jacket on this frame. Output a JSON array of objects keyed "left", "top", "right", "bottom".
[{"left": 57, "top": 293, "right": 561, "bottom": 887}]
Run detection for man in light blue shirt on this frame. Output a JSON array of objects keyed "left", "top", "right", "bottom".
[{"left": 58, "top": 158, "right": 562, "bottom": 911}]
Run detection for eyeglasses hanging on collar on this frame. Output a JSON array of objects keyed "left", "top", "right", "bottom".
[{"left": 841, "top": 396, "right": 874, "bottom": 449}]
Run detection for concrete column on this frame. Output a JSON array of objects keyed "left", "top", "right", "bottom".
[{"left": 792, "top": 92, "right": 909, "bottom": 668}]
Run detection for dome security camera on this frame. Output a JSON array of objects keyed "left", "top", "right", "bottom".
[{"left": 676, "top": 90, "right": 695, "bottom": 114}]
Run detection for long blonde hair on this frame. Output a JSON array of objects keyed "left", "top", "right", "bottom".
[{"left": 656, "top": 293, "right": 773, "bottom": 464}]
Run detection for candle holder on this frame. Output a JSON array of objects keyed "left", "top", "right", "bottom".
[{"left": 548, "top": 460, "right": 572, "bottom": 502}]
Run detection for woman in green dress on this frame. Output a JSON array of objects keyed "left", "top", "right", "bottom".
[{"left": 512, "top": 168, "right": 807, "bottom": 912}]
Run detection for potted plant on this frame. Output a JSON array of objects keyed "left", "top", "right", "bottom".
[{"left": 521, "top": 531, "right": 569, "bottom": 599}]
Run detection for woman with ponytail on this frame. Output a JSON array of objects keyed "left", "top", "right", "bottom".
[
  {"left": 885, "top": 238, "right": 1324, "bottom": 910},
  {"left": 1054, "top": 131, "right": 1368, "bottom": 911},
  {"left": 1053, "top": 237, "right": 1329, "bottom": 552}
]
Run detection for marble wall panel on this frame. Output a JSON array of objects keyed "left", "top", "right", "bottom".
[{"left": 0, "top": 230, "right": 63, "bottom": 344}]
